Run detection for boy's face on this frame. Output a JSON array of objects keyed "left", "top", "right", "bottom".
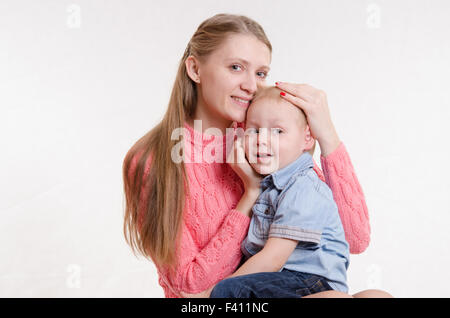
[{"left": 244, "top": 98, "right": 313, "bottom": 176}]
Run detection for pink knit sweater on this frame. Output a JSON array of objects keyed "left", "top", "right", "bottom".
[{"left": 131, "top": 122, "right": 370, "bottom": 297}]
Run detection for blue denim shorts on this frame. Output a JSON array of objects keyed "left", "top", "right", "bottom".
[{"left": 210, "top": 269, "right": 333, "bottom": 298}]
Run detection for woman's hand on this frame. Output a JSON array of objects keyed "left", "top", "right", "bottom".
[
  {"left": 276, "top": 82, "right": 341, "bottom": 157},
  {"left": 226, "top": 135, "right": 262, "bottom": 192}
]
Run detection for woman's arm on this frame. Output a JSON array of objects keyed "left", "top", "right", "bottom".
[
  {"left": 276, "top": 82, "right": 370, "bottom": 254},
  {"left": 164, "top": 204, "right": 252, "bottom": 296},
  {"left": 133, "top": 137, "right": 262, "bottom": 297},
  {"left": 319, "top": 142, "right": 370, "bottom": 254},
  {"left": 311, "top": 143, "right": 370, "bottom": 254}
]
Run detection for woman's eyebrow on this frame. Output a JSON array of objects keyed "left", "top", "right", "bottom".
[{"left": 225, "top": 58, "right": 270, "bottom": 71}]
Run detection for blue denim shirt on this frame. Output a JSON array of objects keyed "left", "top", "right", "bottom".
[{"left": 241, "top": 152, "right": 350, "bottom": 292}]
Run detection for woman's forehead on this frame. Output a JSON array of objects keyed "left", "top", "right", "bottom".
[{"left": 212, "top": 33, "right": 271, "bottom": 67}]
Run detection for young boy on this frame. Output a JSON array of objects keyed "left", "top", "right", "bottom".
[{"left": 209, "top": 86, "right": 350, "bottom": 298}]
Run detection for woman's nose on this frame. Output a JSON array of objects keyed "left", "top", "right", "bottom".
[{"left": 240, "top": 73, "right": 257, "bottom": 95}]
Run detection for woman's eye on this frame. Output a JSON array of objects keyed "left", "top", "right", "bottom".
[
  {"left": 231, "top": 64, "right": 242, "bottom": 71},
  {"left": 257, "top": 71, "right": 268, "bottom": 79}
]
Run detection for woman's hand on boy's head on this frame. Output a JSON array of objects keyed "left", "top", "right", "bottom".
[{"left": 275, "top": 82, "right": 340, "bottom": 156}]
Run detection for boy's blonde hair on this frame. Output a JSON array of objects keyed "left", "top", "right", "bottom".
[
  {"left": 251, "top": 85, "right": 307, "bottom": 124},
  {"left": 249, "top": 86, "right": 315, "bottom": 155}
]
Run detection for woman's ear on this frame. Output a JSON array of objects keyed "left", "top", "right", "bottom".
[{"left": 185, "top": 56, "right": 201, "bottom": 83}]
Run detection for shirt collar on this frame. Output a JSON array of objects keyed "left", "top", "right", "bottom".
[{"left": 261, "top": 152, "right": 314, "bottom": 191}]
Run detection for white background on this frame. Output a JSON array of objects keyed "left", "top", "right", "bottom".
[{"left": 1, "top": 0, "right": 450, "bottom": 297}]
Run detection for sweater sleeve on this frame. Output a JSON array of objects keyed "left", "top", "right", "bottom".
[
  {"left": 162, "top": 209, "right": 250, "bottom": 296},
  {"left": 313, "top": 142, "right": 371, "bottom": 254},
  {"left": 129, "top": 151, "right": 251, "bottom": 296}
]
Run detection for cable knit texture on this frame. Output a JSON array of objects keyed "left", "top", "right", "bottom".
[{"left": 131, "top": 122, "right": 370, "bottom": 297}]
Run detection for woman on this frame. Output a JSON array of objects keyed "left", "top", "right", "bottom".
[{"left": 123, "top": 13, "right": 390, "bottom": 298}]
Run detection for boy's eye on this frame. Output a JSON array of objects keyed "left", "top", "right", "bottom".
[
  {"left": 271, "top": 128, "right": 283, "bottom": 134},
  {"left": 247, "top": 128, "right": 258, "bottom": 134}
]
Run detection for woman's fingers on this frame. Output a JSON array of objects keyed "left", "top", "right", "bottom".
[
  {"left": 276, "top": 81, "right": 314, "bottom": 102},
  {"left": 236, "top": 137, "right": 247, "bottom": 163},
  {"left": 273, "top": 81, "right": 340, "bottom": 155},
  {"left": 279, "top": 89, "right": 311, "bottom": 114},
  {"left": 226, "top": 134, "right": 262, "bottom": 191},
  {"left": 227, "top": 136, "right": 245, "bottom": 164}
]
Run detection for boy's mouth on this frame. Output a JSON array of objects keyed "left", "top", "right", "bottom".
[{"left": 256, "top": 152, "right": 273, "bottom": 164}]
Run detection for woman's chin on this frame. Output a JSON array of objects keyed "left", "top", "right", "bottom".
[{"left": 227, "top": 106, "right": 247, "bottom": 123}]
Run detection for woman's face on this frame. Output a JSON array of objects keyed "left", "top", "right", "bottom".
[{"left": 192, "top": 33, "right": 272, "bottom": 126}]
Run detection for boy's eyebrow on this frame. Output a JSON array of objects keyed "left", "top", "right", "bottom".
[
  {"left": 225, "top": 57, "right": 271, "bottom": 71},
  {"left": 268, "top": 120, "right": 286, "bottom": 128},
  {"left": 245, "top": 118, "right": 287, "bottom": 128}
]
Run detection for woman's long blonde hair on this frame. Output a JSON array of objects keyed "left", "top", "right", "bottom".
[{"left": 122, "top": 14, "right": 272, "bottom": 268}]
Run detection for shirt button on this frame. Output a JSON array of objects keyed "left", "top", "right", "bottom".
[{"left": 264, "top": 208, "right": 270, "bottom": 215}]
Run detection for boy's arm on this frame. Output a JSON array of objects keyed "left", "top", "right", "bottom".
[
  {"left": 228, "top": 237, "right": 298, "bottom": 278},
  {"left": 180, "top": 238, "right": 297, "bottom": 298}
]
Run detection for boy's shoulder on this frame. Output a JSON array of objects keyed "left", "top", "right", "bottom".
[{"left": 280, "top": 166, "right": 335, "bottom": 205}]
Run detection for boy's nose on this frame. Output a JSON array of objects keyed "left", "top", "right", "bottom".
[
  {"left": 257, "top": 128, "right": 269, "bottom": 146},
  {"left": 257, "top": 127, "right": 268, "bottom": 137}
]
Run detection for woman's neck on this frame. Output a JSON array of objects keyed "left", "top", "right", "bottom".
[{"left": 187, "top": 103, "right": 233, "bottom": 136}]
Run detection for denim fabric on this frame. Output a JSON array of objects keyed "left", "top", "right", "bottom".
[
  {"left": 210, "top": 269, "right": 333, "bottom": 298},
  {"left": 241, "top": 152, "right": 350, "bottom": 292}
]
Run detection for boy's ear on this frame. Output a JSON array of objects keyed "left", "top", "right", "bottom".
[
  {"left": 304, "top": 125, "right": 316, "bottom": 154},
  {"left": 185, "top": 56, "right": 201, "bottom": 83}
]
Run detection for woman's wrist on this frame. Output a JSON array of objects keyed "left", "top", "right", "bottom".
[
  {"left": 245, "top": 185, "right": 261, "bottom": 196},
  {"left": 236, "top": 188, "right": 260, "bottom": 217},
  {"left": 318, "top": 129, "right": 341, "bottom": 157}
]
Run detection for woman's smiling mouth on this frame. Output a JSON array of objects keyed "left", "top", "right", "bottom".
[{"left": 231, "top": 96, "right": 251, "bottom": 108}]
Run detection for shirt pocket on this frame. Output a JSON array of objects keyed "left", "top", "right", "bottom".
[{"left": 251, "top": 202, "right": 274, "bottom": 240}]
